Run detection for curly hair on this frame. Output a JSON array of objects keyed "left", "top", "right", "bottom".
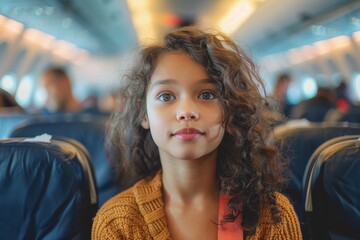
[{"left": 106, "top": 26, "right": 286, "bottom": 235}]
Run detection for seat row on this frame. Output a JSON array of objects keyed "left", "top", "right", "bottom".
[
  {"left": 0, "top": 112, "right": 123, "bottom": 239},
  {"left": 272, "top": 120, "right": 360, "bottom": 239}
]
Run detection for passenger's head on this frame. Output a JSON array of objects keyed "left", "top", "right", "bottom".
[
  {"left": 41, "top": 67, "right": 74, "bottom": 113},
  {"left": 108, "top": 26, "right": 283, "bottom": 233},
  {"left": 109, "top": 26, "right": 280, "bottom": 182},
  {"left": 274, "top": 73, "right": 291, "bottom": 100},
  {"left": 0, "top": 88, "right": 23, "bottom": 112}
]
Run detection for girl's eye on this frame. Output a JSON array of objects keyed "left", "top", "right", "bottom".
[
  {"left": 158, "top": 93, "right": 175, "bottom": 102},
  {"left": 199, "top": 91, "right": 216, "bottom": 100}
]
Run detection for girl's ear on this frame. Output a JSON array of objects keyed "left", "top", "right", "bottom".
[{"left": 141, "top": 115, "right": 150, "bottom": 129}]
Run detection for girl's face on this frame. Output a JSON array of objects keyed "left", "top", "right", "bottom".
[{"left": 142, "top": 52, "right": 225, "bottom": 161}]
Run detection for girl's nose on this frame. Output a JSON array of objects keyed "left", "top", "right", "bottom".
[
  {"left": 176, "top": 99, "right": 199, "bottom": 121},
  {"left": 176, "top": 111, "right": 199, "bottom": 121}
]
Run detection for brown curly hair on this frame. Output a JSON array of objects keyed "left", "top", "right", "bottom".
[{"left": 106, "top": 26, "right": 286, "bottom": 235}]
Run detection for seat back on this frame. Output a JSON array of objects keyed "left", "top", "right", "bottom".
[
  {"left": 9, "top": 115, "right": 121, "bottom": 206},
  {"left": 0, "top": 137, "right": 97, "bottom": 239},
  {"left": 304, "top": 137, "right": 360, "bottom": 239},
  {"left": 338, "top": 106, "right": 360, "bottom": 123},
  {"left": 271, "top": 121, "right": 360, "bottom": 225},
  {"left": 0, "top": 112, "right": 35, "bottom": 139}
]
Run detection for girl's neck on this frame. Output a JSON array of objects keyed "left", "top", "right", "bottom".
[{"left": 161, "top": 151, "right": 218, "bottom": 206}]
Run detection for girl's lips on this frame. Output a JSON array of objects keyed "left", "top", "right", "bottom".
[{"left": 172, "top": 128, "right": 203, "bottom": 140}]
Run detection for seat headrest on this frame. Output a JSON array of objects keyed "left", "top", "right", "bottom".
[{"left": 0, "top": 138, "right": 97, "bottom": 239}]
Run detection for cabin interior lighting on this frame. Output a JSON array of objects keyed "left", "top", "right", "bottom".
[
  {"left": 302, "top": 77, "right": 317, "bottom": 99},
  {"left": 329, "top": 35, "right": 351, "bottom": 49},
  {"left": 0, "top": 74, "right": 16, "bottom": 94},
  {"left": 313, "top": 39, "right": 330, "bottom": 55},
  {"left": 24, "top": 28, "right": 45, "bottom": 43},
  {"left": 0, "top": 15, "right": 6, "bottom": 24},
  {"left": 219, "top": 0, "right": 256, "bottom": 35},
  {"left": 288, "top": 48, "right": 304, "bottom": 64},
  {"left": 4, "top": 18, "right": 24, "bottom": 34},
  {"left": 126, "top": 0, "right": 157, "bottom": 45},
  {"left": 352, "top": 31, "right": 360, "bottom": 42},
  {"left": 352, "top": 73, "right": 360, "bottom": 101},
  {"left": 53, "top": 40, "right": 78, "bottom": 60},
  {"left": 15, "top": 75, "right": 33, "bottom": 107},
  {"left": 301, "top": 45, "right": 316, "bottom": 61},
  {"left": 73, "top": 49, "right": 90, "bottom": 65}
]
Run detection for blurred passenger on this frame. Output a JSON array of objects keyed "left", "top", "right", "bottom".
[
  {"left": 334, "top": 81, "right": 352, "bottom": 113},
  {"left": 325, "top": 81, "right": 353, "bottom": 121},
  {"left": 81, "top": 94, "right": 103, "bottom": 115},
  {"left": 292, "top": 86, "right": 336, "bottom": 122},
  {"left": 40, "top": 67, "right": 82, "bottom": 114},
  {"left": 0, "top": 88, "right": 24, "bottom": 112},
  {"left": 266, "top": 73, "right": 293, "bottom": 125},
  {"left": 272, "top": 73, "right": 293, "bottom": 117},
  {"left": 98, "top": 91, "right": 117, "bottom": 113}
]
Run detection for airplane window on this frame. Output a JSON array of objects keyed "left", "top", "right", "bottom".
[
  {"left": 351, "top": 73, "right": 360, "bottom": 101},
  {"left": 0, "top": 73, "right": 16, "bottom": 94},
  {"left": 33, "top": 86, "right": 47, "bottom": 109},
  {"left": 287, "top": 80, "right": 303, "bottom": 105},
  {"left": 302, "top": 77, "right": 318, "bottom": 99},
  {"left": 15, "top": 75, "right": 34, "bottom": 107}
]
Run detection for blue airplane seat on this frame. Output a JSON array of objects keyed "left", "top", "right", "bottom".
[
  {"left": 271, "top": 120, "right": 360, "bottom": 231},
  {"left": 9, "top": 116, "right": 121, "bottom": 207},
  {"left": 0, "top": 112, "right": 36, "bottom": 139},
  {"left": 0, "top": 137, "right": 97, "bottom": 239},
  {"left": 304, "top": 137, "right": 360, "bottom": 239},
  {"left": 338, "top": 105, "right": 360, "bottom": 123}
]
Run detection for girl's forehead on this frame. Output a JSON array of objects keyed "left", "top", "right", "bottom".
[{"left": 150, "top": 52, "right": 209, "bottom": 80}]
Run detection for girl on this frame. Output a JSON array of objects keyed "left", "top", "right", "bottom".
[{"left": 92, "top": 27, "right": 302, "bottom": 239}]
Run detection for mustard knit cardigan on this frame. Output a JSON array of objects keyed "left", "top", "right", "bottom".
[{"left": 92, "top": 172, "right": 302, "bottom": 239}]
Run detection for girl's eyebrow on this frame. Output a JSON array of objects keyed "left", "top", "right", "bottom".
[
  {"left": 149, "top": 79, "right": 176, "bottom": 90},
  {"left": 149, "top": 78, "right": 217, "bottom": 90}
]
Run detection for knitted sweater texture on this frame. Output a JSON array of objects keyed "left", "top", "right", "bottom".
[{"left": 92, "top": 172, "right": 302, "bottom": 239}]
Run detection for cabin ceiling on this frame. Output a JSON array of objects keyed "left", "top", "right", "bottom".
[{"left": 0, "top": 0, "right": 359, "bottom": 58}]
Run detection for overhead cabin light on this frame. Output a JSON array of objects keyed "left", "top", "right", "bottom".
[
  {"left": 313, "top": 39, "right": 330, "bottom": 55},
  {"left": 352, "top": 73, "right": 360, "bottom": 101},
  {"left": 16, "top": 75, "right": 33, "bottom": 107},
  {"left": 127, "top": 0, "right": 157, "bottom": 45},
  {"left": 73, "top": 49, "right": 90, "bottom": 65},
  {"left": 288, "top": 48, "right": 304, "bottom": 64},
  {"left": 4, "top": 18, "right": 24, "bottom": 35},
  {"left": 53, "top": 41, "right": 89, "bottom": 64},
  {"left": 24, "top": 28, "right": 56, "bottom": 50},
  {"left": 301, "top": 45, "right": 316, "bottom": 61},
  {"left": 24, "top": 28, "right": 43, "bottom": 43},
  {"left": 302, "top": 77, "right": 317, "bottom": 99},
  {"left": 54, "top": 40, "right": 78, "bottom": 60},
  {"left": 0, "top": 74, "right": 16, "bottom": 94},
  {"left": 314, "top": 35, "right": 350, "bottom": 55},
  {"left": 329, "top": 35, "right": 351, "bottom": 50},
  {"left": 0, "top": 15, "right": 6, "bottom": 24},
  {"left": 219, "top": 0, "right": 256, "bottom": 35},
  {"left": 43, "top": 35, "right": 56, "bottom": 50},
  {"left": 353, "top": 31, "right": 360, "bottom": 42}
]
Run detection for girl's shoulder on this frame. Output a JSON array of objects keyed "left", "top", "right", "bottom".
[
  {"left": 259, "top": 192, "right": 299, "bottom": 224},
  {"left": 91, "top": 172, "right": 165, "bottom": 239},
  {"left": 93, "top": 187, "right": 140, "bottom": 227},
  {"left": 93, "top": 171, "right": 163, "bottom": 225},
  {"left": 253, "top": 192, "right": 302, "bottom": 239}
]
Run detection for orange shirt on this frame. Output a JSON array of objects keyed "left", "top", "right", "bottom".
[{"left": 218, "top": 195, "right": 243, "bottom": 240}]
